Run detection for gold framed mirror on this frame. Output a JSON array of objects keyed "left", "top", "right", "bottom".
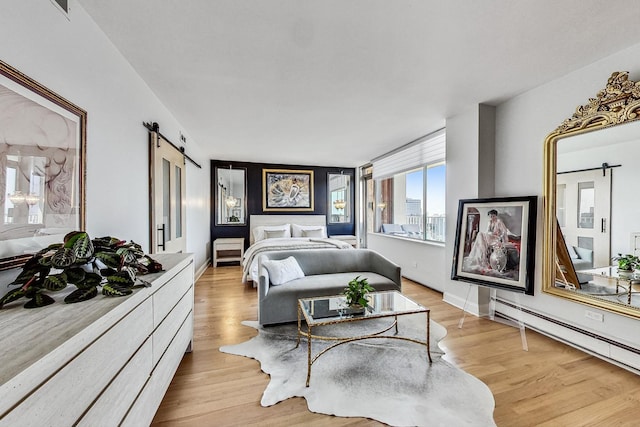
[{"left": 543, "top": 71, "right": 640, "bottom": 318}]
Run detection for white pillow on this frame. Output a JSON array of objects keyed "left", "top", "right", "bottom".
[
  {"left": 302, "top": 228, "right": 325, "bottom": 238},
  {"left": 566, "top": 244, "right": 579, "bottom": 259},
  {"left": 291, "top": 224, "right": 327, "bottom": 238},
  {"left": 262, "top": 256, "right": 305, "bottom": 285},
  {"left": 265, "top": 229, "right": 287, "bottom": 239},
  {"left": 253, "top": 224, "right": 291, "bottom": 242}
]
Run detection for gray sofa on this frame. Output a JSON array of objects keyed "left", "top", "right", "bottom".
[
  {"left": 568, "top": 245, "right": 594, "bottom": 284},
  {"left": 257, "top": 249, "right": 401, "bottom": 325}
]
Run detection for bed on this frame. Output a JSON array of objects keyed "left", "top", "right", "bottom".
[{"left": 242, "top": 215, "right": 353, "bottom": 283}]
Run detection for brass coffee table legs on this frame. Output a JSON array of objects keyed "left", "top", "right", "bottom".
[{"left": 296, "top": 307, "right": 432, "bottom": 387}]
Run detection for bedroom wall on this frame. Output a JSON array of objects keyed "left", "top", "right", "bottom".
[
  {"left": 493, "top": 42, "right": 640, "bottom": 370},
  {"left": 211, "top": 160, "right": 355, "bottom": 249},
  {"left": 0, "top": 2, "right": 211, "bottom": 276}
]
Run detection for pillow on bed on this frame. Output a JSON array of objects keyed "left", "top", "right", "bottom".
[
  {"left": 265, "top": 229, "right": 287, "bottom": 239},
  {"left": 262, "top": 256, "right": 305, "bottom": 285},
  {"left": 253, "top": 224, "right": 291, "bottom": 242},
  {"left": 291, "top": 224, "right": 327, "bottom": 238},
  {"left": 302, "top": 228, "right": 325, "bottom": 238}
]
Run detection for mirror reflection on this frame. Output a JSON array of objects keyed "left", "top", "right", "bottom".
[
  {"left": 328, "top": 173, "right": 351, "bottom": 223},
  {"left": 216, "top": 166, "right": 246, "bottom": 225},
  {"left": 554, "top": 121, "right": 639, "bottom": 309},
  {"left": 4, "top": 155, "right": 47, "bottom": 228}
]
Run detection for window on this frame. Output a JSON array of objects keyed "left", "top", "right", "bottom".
[
  {"left": 375, "top": 163, "right": 445, "bottom": 242},
  {"left": 370, "top": 129, "right": 446, "bottom": 242}
]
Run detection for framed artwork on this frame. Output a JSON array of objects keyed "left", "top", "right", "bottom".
[
  {"left": 263, "top": 169, "right": 314, "bottom": 211},
  {"left": 451, "top": 196, "right": 537, "bottom": 295},
  {"left": 0, "top": 60, "right": 86, "bottom": 270}
]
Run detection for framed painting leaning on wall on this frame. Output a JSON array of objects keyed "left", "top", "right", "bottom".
[
  {"left": 0, "top": 60, "right": 86, "bottom": 270},
  {"left": 262, "top": 169, "right": 314, "bottom": 211}
]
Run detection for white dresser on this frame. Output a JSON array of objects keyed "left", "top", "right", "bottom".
[{"left": 0, "top": 253, "right": 194, "bottom": 427}]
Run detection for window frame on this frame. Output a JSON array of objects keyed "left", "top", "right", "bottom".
[{"left": 374, "top": 161, "right": 446, "bottom": 243}]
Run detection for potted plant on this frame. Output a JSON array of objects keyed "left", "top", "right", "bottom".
[
  {"left": 343, "top": 275, "right": 375, "bottom": 309},
  {"left": 0, "top": 231, "right": 162, "bottom": 309},
  {"left": 612, "top": 253, "right": 639, "bottom": 274}
]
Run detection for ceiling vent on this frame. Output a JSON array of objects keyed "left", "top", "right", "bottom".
[{"left": 50, "top": 0, "right": 70, "bottom": 19}]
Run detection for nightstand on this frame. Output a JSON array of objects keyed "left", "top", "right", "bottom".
[{"left": 213, "top": 237, "right": 245, "bottom": 267}]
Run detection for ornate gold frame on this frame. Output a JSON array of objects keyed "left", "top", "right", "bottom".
[{"left": 543, "top": 71, "right": 640, "bottom": 318}]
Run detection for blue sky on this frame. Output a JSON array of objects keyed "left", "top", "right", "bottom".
[{"left": 406, "top": 165, "right": 445, "bottom": 215}]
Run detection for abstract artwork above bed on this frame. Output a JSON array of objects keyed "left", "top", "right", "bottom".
[{"left": 262, "top": 169, "right": 314, "bottom": 211}]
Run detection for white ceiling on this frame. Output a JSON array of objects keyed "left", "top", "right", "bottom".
[{"left": 77, "top": 0, "right": 640, "bottom": 167}]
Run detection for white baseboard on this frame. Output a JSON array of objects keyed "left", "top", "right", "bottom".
[
  {"left": 194, "top": 260, "right": 210, "bottom": 283},
  {"left": 442, "top": 288, "right": 489, "bottom": 317},
  {"left": 443, "top": 291, "right": 482, "bottom": 317}
]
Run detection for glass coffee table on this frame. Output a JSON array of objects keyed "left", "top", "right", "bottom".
[{"left": 296, "top": 290, "right": 431, "bottom": 387}]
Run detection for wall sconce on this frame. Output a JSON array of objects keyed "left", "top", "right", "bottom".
[
  {"left": 25, "top": 193, "right": 40, "bottom": 206},
  {"left": 8, "top": 191, "right": 26, "bottom": 205},
  {"left": 225, "top": 196, "right": 237, "bottom": 209},
  {"left": 333, "top": 199, "right": 346, "bottom": 210},
  {"left": 8, "top": 191, "right": 41, "bottom": 206},
  {"left": 225, "top": 165, "right": 237, "bottom": 208}
]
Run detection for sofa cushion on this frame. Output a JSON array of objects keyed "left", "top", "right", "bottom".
[
  {"left": 262, "top": 256, "right": 305, "bottom": 285},
  {"left": 382, "top": 224, "right": 404, "bottom": 234},
  {"left": 267, "top": 272, "right": 397, "bottom": 298},
  {"left": 566, "top": 244, "right": 579, "bottom": 259}
]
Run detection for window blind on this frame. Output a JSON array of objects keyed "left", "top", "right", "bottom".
[{"left": 372, "top": 128, "right": 445, "bottom": 180}]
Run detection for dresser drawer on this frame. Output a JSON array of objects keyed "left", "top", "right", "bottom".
[
  {"left": 153, "top": 263, "right": 193, "bottom": 328},
  {"left": 153, "top": 284, "right": 193, "bottom": 366},
  {"left": 121, "top": 311, "right": 194, "bottom": 427},
  {"left": 77, "top": 338, "right": 153, "bottom": 426},
  {"left": 2, "top": 299, "right": 153, "bottom": 427}
]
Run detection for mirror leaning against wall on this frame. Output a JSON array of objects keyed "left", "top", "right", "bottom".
[
  {"left": 216, "top": 166, "right": 246, "bottom": 225},
  {"left": 328, "top": 172, "right": 351, "bottom": 223},
  {"left": 543, "top": 71, "right": 640, "bottom": 318}
]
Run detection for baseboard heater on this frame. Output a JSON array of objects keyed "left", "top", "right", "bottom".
[{"left": 494, "top": 298, "right": 640, "bottom": 373}]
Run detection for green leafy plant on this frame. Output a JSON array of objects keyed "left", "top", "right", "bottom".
[
  {"left": 343, "top": 275, "right": 375, "bottom": 308},
  {"left": 612, "top": 253, "right": 639, "bottom": 272},
  {"left": 0, "top": 231, "right": 163, "bottom": 309}
]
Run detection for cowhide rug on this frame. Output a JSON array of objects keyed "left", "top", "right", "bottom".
[{"left": 220, "top": 314, "right": 496, "bottom": 426}]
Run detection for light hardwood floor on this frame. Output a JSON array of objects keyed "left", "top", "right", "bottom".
[{"left": 152, "top": 265, "right": 640, "bottom": 426}]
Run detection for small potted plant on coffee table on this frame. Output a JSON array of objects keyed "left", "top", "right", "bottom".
[
  {"left": 613, "top": 253, "right": 639, "bottom": 277},
  {"left": 342, "top": 276, "right": 375, "bottom": 313}
]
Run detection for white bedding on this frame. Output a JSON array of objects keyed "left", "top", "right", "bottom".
[{"left": 242, "top": 237, "right": 353, "bottom": 283}]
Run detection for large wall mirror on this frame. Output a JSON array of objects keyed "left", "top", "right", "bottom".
[
  {"left": 328, "top": 172, "right": 351, "bottom": 223},
  {"left": 543, "top": 71, "right": 640, "bottom": 318},
  {"left": 216, "top": 166, "right": 246, "bottom": 225}
]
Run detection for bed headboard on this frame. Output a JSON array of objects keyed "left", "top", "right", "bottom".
[{"left": 249, "top": 215, "right": 327, "bottom": 245}]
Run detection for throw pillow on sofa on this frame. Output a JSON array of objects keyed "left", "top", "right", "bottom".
[{"left": 263, "top": 256, "right": 305, "bottom": 285}]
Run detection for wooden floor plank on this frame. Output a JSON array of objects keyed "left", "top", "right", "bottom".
[{"left": 152, "top": 265, "right": 640, "bottom": 426}]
